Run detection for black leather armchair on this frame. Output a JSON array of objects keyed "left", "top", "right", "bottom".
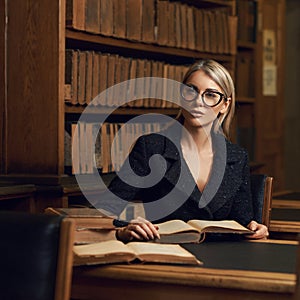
[{"left": 0, "top": 211, "right": 74, "bottom": 300}]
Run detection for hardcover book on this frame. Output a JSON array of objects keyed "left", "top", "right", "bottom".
[
  {"left": 73, "top": 240, "right": 202, "bottom": 266},
  {"left": 45, "top": 207, "right": 116, "bottom": 229},
  {"left": 155, "top": 219, "right": 254, "bottom": 243}
]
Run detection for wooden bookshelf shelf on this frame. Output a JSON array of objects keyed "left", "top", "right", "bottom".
[
  {"left": 184, "top": 0, "right": 234, "bottom": 8},
  {"left": 236, "top": 97, "right": 256, "bottom": 104},
  {"left": 65, "top": 105, "right": 180, "bottom": 117},
  {"left": 66, "top": 29, "right": 234, "bottom": 63},
  {"left": 237, "top": 41, "right": 256, "bottom": 50}
]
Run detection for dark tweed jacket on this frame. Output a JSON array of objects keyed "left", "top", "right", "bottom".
[{"left": 106, "top": 130, "right": 254, "bottom": 227}]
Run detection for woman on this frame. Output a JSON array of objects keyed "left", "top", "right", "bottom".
[{"left": 107, "top": 59, "right": 269, "bottom": 242}]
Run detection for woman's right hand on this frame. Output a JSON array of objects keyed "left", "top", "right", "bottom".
[{"left": 116, "top": 216, "right": 160, "bottom": 243}]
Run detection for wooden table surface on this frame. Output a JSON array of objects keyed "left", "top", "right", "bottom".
[{"left": 71, "top": 239, "right": 299, "bottom": 300}]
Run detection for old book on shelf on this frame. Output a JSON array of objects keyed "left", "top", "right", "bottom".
[
  {"left": 100, "top": 0, "right": 113, "bottom": 36},
  {"left": 180, "top": 4, "right": 188, "bottom": 49},
  {"left": 142, "top": 0, "right": 155, "bottom": 43},
  {"left": 106, "top": 54, "right": 117, "bottom": 106},
  {"left": 77, "top": 51, "right": 87, "bottom": 105},
  {"left": 71, "top": 123, "right": 80, "bottom": 174},
  {"left": 65, "top": 49, "right": 78, "bottom": 105},
  {"left": 85, "top": 51, "right": 93, "bottom": 104},
  {"left": 202, "top": 10, "right": 210, "bottom": 52},
  {"left": 186, "top": 5, "right": 195, "bottom": 50},
  {"left": 113, "top": 0, "right": 126, "bottom": 38},
  {"left": 119, "top": 56, "right": 130, "bottom": 85},
  {"left": 156, "top": 0, "right": 169, "bottom": 46},
  {"left": 143, "top": 60, "right": 152, "bottom": 108},
  {"left": 135, "top": 59, "right": 145, "bottom": 107},
  {"left": 236, "top": 51, "right": 255, "bottom": 97},
  {"left": 167, "top": 2, "right": 176, "bottom": 47},
  {"left": 127, "top": 58, "right": 137, "bottom": 107},
  {"left": 155, "top": 219, "right": 254, "bottom": 244},
  {"left": 221, "top": 11, "right": 230, "bottom": 54},
  {"left": 85, "top": 0, "right": 100, "bottom": 34},
  {"left": 126, "top": 0, "right": 142, "bottom": 41},
  {"left": 91, "top": 51, "right": 99, "bottom": 100},
  {"left": 194, "top": 8, "right": 204, "bottom": 52},
  {"left": 174, "top": 2, "right": 182, "bottom": 48},
  {"left": 98, "top": 53, "right": 109, "bottom": 104},
  {"left": 73, "top": 240, "right": 202, "bottom": 266},
  {"left": 66, "top": 0, "right": 85, "bottom": 30},
  {"left": 228, "top": 15, "right": 238, "bottom": 55},
  {"left": 214, "top": 10, "right": 224, "bottom": 54},
  {"left": 237, "top": 0, "right": 257, "bottom": 43}
]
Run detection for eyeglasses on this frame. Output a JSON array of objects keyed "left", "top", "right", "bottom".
[{"left": 180, "top": 84, "right": 227, "bottom": 107}]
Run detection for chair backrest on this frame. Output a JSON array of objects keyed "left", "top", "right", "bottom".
[
  {"left": 0, "top": 211, "right": 74, "bottom": 300},
  {"left": 250, "top": 174, "right": 273, "bottom": 227}
]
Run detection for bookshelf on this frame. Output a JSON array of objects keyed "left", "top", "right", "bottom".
[
  {"left": 235, "top": 0, "right": 258, "bottom": 164},
  {"left": 255, "top": 0, "right": 285, "bottom": 190},
  {"left": 63, "top": 0, "right": 237, "bottom": 176},
  {"left": 0, "top": 0, "right": 235, "bottom": 176},
  {"left": 0, "top": 0, "right": 285, "bottom": 211},
  {"left": 235, "top": 0, "right": 285, "bottom": 190}
]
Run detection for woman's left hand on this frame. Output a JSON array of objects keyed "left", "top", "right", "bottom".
[{"left": 245, "top": 220, "right": 269, "bottom": 239}]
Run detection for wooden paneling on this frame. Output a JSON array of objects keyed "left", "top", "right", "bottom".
[
  {"left": 5, "top": 0, "right": 65, "bottom": 175},
  {"left": 255, "top": 0, "right": 286, "bottom": 190}
]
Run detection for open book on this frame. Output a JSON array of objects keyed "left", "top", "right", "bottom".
[
  {"left": 73, "top": 240, "right": 202, "bottom": 266},
  {"left": 155, "top": 219, "right": 254, "bottom": 243}
]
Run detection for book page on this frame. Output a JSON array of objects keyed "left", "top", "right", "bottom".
[
  {"left": 156, "top": 219, "right": 199, "bottom": 235},
  {"left": 187, "top": 220, "right": 252, "bottom": 233},
  {"left": 127, "top": 242, "right": 196, "bottom": 258},
  {"left": 73, "top": 240, "right": 134, "bottom": 257}
]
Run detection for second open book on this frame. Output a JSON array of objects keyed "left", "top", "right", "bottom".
[
  {"left": 155, "top": 219, "right": 254, "bottom": 243},
  {"left": 73, "top": 240, "right": 202, "bottom": 266}
]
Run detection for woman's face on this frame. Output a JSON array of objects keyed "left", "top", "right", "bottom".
[{"left": 181, "top": 70, "right": 230, "bottom": 129}]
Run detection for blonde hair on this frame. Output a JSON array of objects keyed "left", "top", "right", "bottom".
[{"left": 181, "top": 59, "right": 235, "bottom": 139}]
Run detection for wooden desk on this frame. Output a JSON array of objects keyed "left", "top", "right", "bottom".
[
  {"left": 270, "top": 207, "right": 300, "bottom": 240},
  {"left": 71, "top": 239, "right": 299, "bottom": 300},
  {"left": 0, "top": 184, "right": 36, "bottom": 212},
  {"left": 269, "top": 191, "right": 300, "bottom": 240},
  {"left": 272, "top": 191, "right": 300, "bottom": 209}
]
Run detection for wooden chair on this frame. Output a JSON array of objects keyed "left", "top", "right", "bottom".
[
  {"left": 295, "top": 234, "right": 300, "bottom": 300},
  {"left": 0, "top": 211, "right": 75, "bottom": 300},
  {"left": 250, "top": 174, "right": 273, "bottom": 228}
]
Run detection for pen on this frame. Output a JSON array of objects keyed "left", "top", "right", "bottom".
[{"left": 113, "top": 219, "right": 130, "bottom": 227}]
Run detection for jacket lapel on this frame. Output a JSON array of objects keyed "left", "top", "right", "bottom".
[
  {"left": 161, "top": 134, "right": 200, "bottom": 201},
  {"left": 161, "top": 132, "right": 246, "bottom": 215},
  {"left": 207, "top": 139, "right": 246, "bottom": 214}
]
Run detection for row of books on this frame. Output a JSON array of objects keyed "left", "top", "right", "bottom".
[
  {"left": 65, "top": 122, "right": 101, "bottom": 175},
  {"left": 65, "top": 121, "right": 170, "bottom": 174},
  {"left": 65, "top": 49, "right": 187, "bottom": 107},
  {"left": 66, "top": 0, "right": 237, "bottom": 54},
  {"left": 237, "top": 0, "right": 257, "bottom": 43},
  {"left": 235, "top": 51, "right": 255, "bottom": 97},
  {"left": 235, "top": 104, "right": 256, "bottom": 162}
]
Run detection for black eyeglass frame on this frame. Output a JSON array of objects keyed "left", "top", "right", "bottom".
[{"left": 180, "top": 83, "right": 228, "bottom": 107}]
